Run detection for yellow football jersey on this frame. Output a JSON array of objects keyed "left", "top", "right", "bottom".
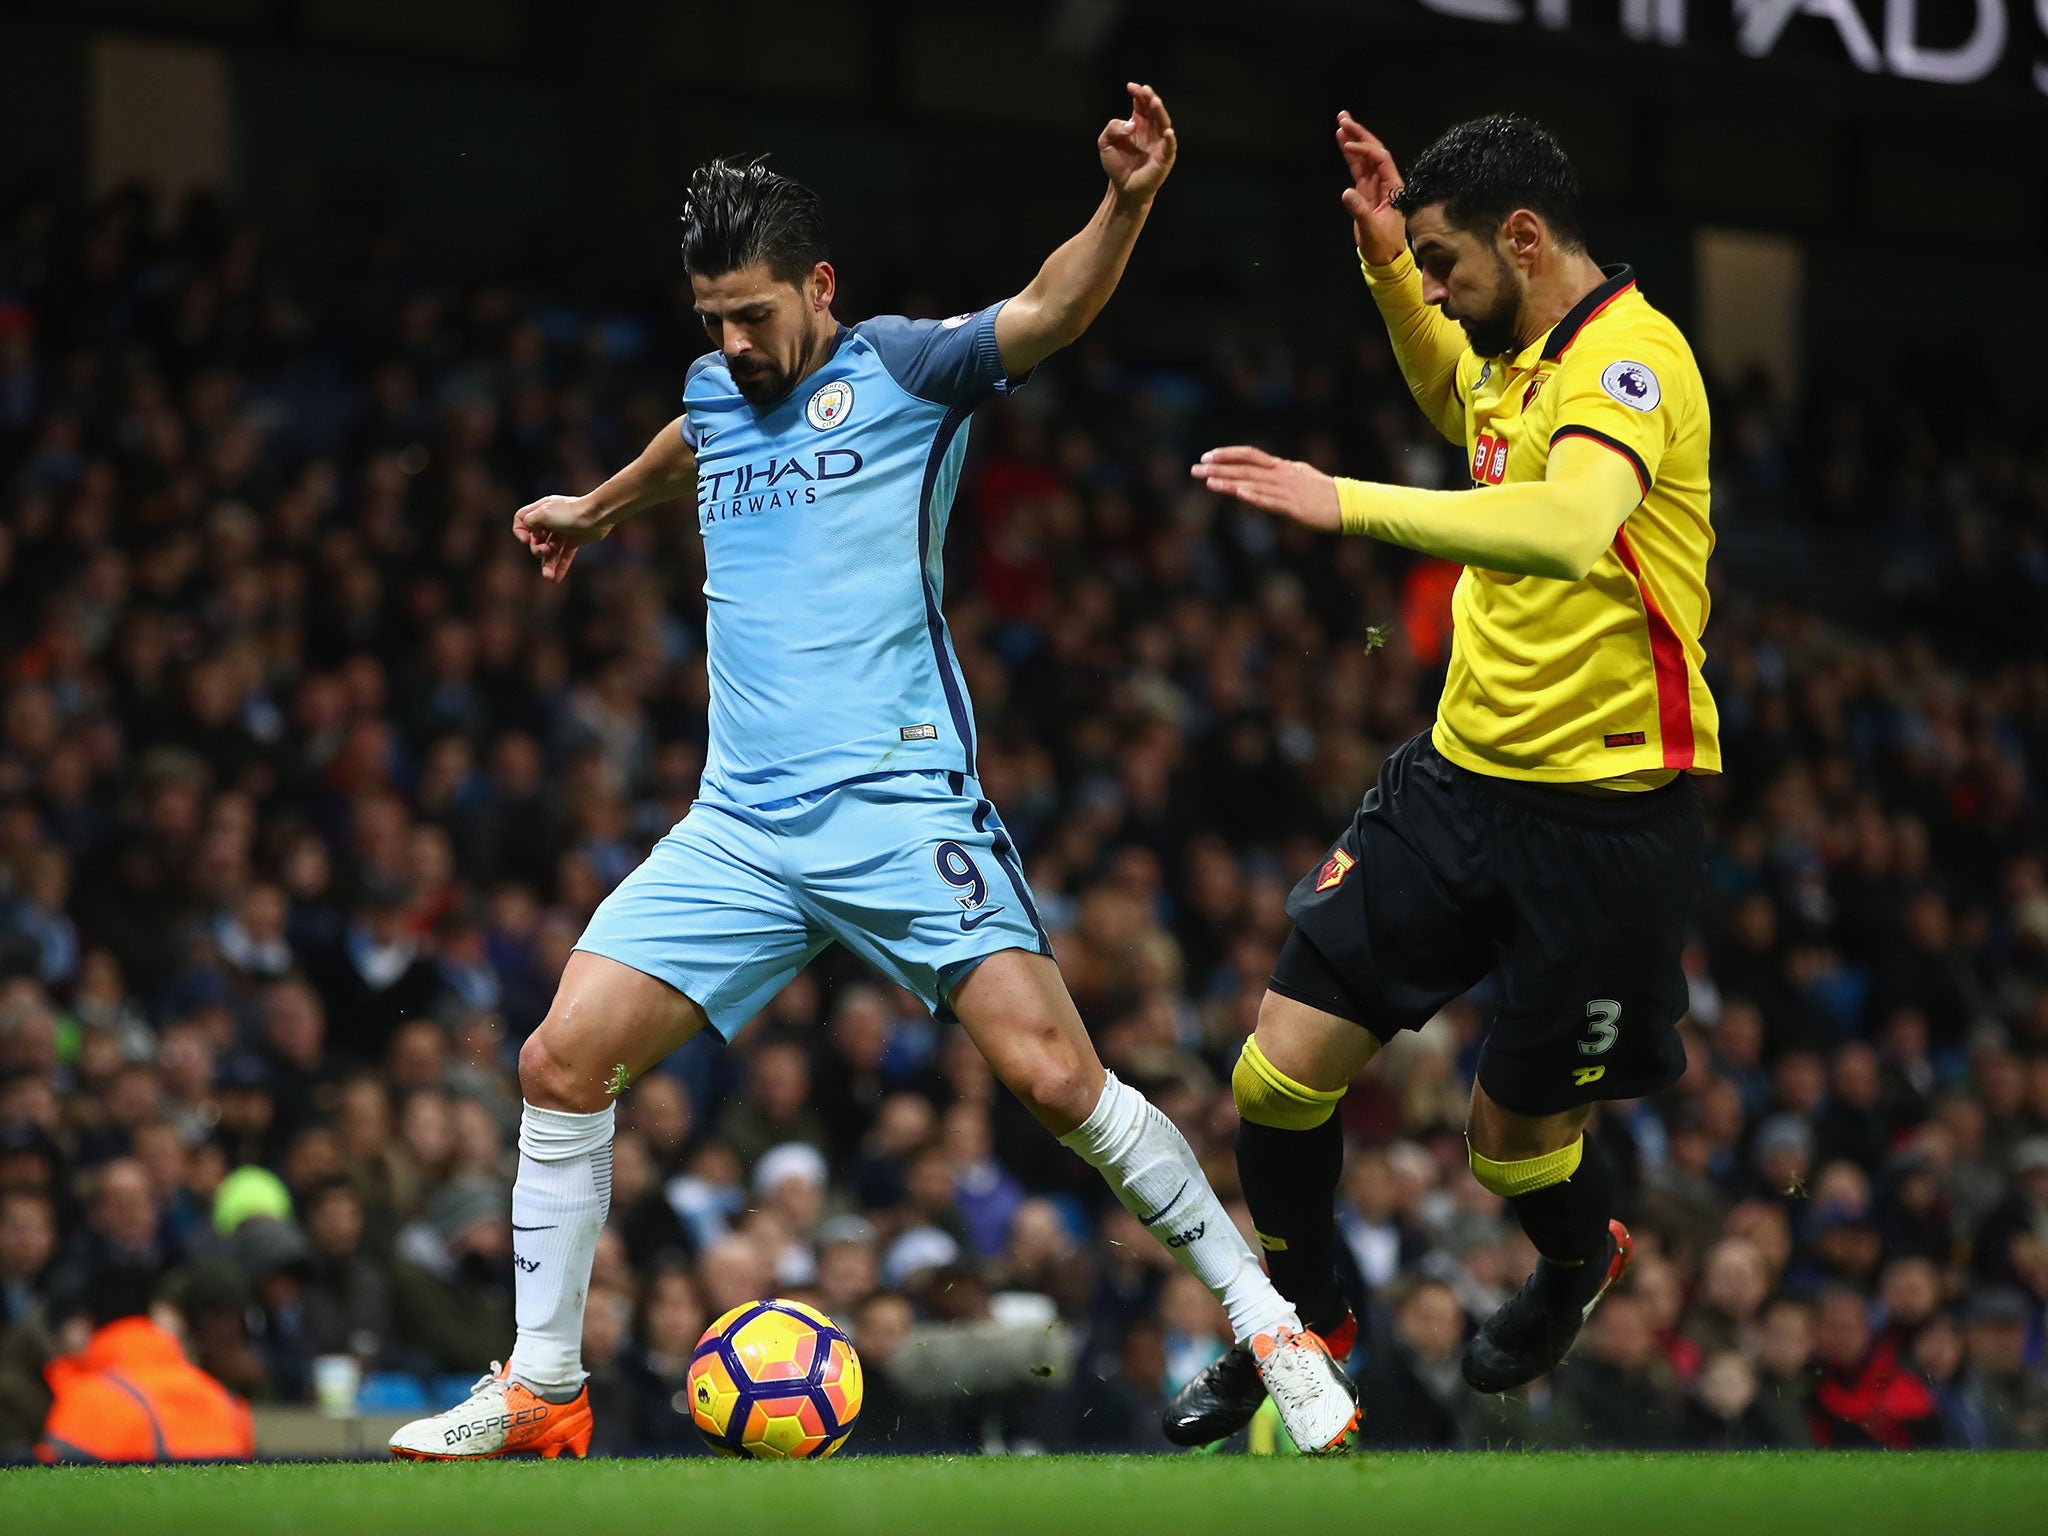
[{"left": 1365, "top": 251, "right": 1720, "bottom": 784}]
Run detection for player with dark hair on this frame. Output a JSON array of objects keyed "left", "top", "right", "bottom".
[
  {"left": 676, "top": 158, "right": 830, "bottom": 295},
  {"left": 1164, "top": 111, "right": 1718, "bottom": 1445},
  {"left": 390, "top": 86, "right": 1362, "bottom": 1462}
]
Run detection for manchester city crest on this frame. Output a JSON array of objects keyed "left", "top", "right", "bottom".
[{"left": 806, "top": 380, "right": 855, "bottom": 431}]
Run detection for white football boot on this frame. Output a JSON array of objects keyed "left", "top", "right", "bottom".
[
  {"left": 388, "top": 1362, "right": 593, "bottom": 1461},
  {"left": 1250, "top": 1325, "right": 1362, "bottom": 1453}
]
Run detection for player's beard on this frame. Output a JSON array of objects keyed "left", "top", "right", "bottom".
[
  {"left": 731, "top": 317, "right": 832, "bottom": 405},
  {"left": 1450, "top": 251, "right": 1524, "bottom": 358},
  {"left": 730, "top": 354, "right": 787, "bottom": 404}
]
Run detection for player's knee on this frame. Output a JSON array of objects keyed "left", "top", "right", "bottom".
[
  {"left": 1467, "top": 1133, "right": 1584, "bottom": 1197},
  {"left": 1005, "top": 1045, "right": 1099, "bottom": 1130},
  {"left": 519, "top": 1028, "right": 596, "bottom": 1112},
  {"left": 1025, "top": 1058, "right": 1097, "bottom": 1127},
  {"left": 1466, "top": 1086, "right": 1590, "bottom": 1168},
  {"left": 1232, "top": 1036, "right": 1347, "bottom": 1131}
]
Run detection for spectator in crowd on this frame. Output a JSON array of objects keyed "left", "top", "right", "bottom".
[
  {"left": 388, "top": 1176, "right": 514, "bottom": 1371},
  {"left": 1684, "top": 1349, "right": 1790, "bottom": 1449},
  {"left": 1974, "top": 1138, "right": 2048, "bottom": 1294},
  {"left": 1950, "top": 1289, "right": 2048, "bottom": 1448},
  {"left": 618, "top": 1261, "right": 709, "bottom": 1453},
  {"left": 717, "top": 1038, "right": 828, "bottom": 1174},
  {"left": 1552, "top": 1293, "right": 1687, "bottom": 1449},
  {"left": 1356, "top": 1277, "right": 1471, "bottom": 1449},
  {"left": 297, "top": 1175, "right": 391, "bottom": 1366},
  {"left": 0, "top": 1186, "right": 55, "bottom": 1334},
  {"left": 1808, "top": 1286, "right": 1944, "bottom": 1449},
  {"left": 0, "top": 1185, "right": 58, "bottom": 1451},
  {"left": 37, "top": 1264, "right": 254, "bottom": 1462}
]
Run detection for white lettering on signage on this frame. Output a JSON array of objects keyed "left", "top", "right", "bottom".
[{"left": 1414, "top": 0, "right": 2047, "bottom": 93}]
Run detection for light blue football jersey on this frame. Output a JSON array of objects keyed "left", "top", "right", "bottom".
[{"left": 680, "top": 306, "right": 1024, "bottom": 805}]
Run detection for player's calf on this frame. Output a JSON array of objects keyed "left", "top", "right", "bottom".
[
  {"left": 1467, "top": 1089, "right": 1612, "bottom": 1291},
  {"left": 1461, "top": 1095, "right": 1626, "bottom": 1392},
  {"left": 953, "top": 952, "right": 1360, "bottom": 1450},
  {"left": 503, "top": 954, "right": 707, "bottom": 1408},
  {"left": 1056, "top": 1066, "right": 1360, "bottom": 1452},
  {"left": 1165, "top": 994, "right": 1371, "bottom": 1448},
  {"left": 1233, "top": 1033, "right": 1352, "bottom": 1330},
  {"left": 955, "top": 956, "right": 1287, "bottom": 1335}
]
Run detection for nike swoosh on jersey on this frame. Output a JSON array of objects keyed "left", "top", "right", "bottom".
[
  {"left": 959, "top": 905, "right": 1007, "bottom": 932},
  {"left": 510, "top": 1224, "right": 557, "bottom": 1233},
  {"left": 1135, "top": 1180, "right": 1190, "bottom": 1227}
]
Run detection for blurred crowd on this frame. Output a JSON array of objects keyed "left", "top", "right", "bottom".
[{"left": 1, "top": 181, "right": 2046, "bottom": 1459}]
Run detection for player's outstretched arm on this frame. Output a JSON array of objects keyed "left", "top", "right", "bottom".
[
  {"left": 992, "top": 83, "right": 1176, "bottom": 376},
  {"left": 513, "top": 416, "right": 697, "bottom": 583},
  {"left": 1191, "top": 437, "right": 1642, "bottom": 581},
  {"left": 1336, "top": 113, "right": 1467, "bottom": 445}
]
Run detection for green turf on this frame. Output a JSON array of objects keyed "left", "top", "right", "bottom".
[{"left": 6, "top": 1453, "right": 2046, "bottom": 1536}]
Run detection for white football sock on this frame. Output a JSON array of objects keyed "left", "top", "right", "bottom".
[
  {"left": 505, "top": 1102, "right": 615, "bottom": 1393},
  {"left": 1060, "top": 1072, "right": 1297, "bottom": 1343}
]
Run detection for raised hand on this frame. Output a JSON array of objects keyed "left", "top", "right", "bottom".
[
  {"left": 1336, "top": 112, "right": 1409, "bottom": 266},
  {"left": 513, "top": 494, "right": 607, "bottom": 583},
  {"left": 1191, "top": 447, "right": 1342, "bottom": 532},
  {"left": 1099, "top": 83, "right": 1177, "bottom": 207}
]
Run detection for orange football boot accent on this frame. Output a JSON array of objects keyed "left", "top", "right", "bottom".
[
  {"left": 1587, "top": 1219, "right": 1634, "bottom": 1320},
  {"left": 1317, "top": 1311, "right": 1359, "bottom": 1362}
]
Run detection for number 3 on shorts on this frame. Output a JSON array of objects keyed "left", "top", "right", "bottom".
[
  {"left": 1580, "top": 999, "right": 1621, "bottom": 1056},
  {"left": 934, "top": 840, "right": 989, "bottom": 911}
]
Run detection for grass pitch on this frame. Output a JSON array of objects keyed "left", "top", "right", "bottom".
[{"left": 6, "top": 1451, "right": 2043, "bottom": 1535}]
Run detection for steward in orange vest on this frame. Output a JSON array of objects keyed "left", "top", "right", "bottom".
[{"left": 38, "top": 1265, "right": 254, "bottom": 1463}]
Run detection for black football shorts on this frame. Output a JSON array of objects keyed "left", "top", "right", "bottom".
[{"left": 1269, "top": 731, "right": 1704, "bottom": 1117}]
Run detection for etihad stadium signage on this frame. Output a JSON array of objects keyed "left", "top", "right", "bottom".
[{"left": 1415, "top": 0, "right": 2048, "bottom": 94}]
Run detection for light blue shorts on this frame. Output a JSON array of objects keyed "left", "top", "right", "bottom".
[{"left": 574, "top": 770, "right": 1051, "bottom": 1040}]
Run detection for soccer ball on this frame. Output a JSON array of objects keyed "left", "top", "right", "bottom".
[{"left": 686, "top": 1298, "right": 863, "bottom": 1459}]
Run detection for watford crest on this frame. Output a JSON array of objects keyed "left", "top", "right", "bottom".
[{"left": 1314, "top": 849, "right": 1356, "bottom": 893}]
